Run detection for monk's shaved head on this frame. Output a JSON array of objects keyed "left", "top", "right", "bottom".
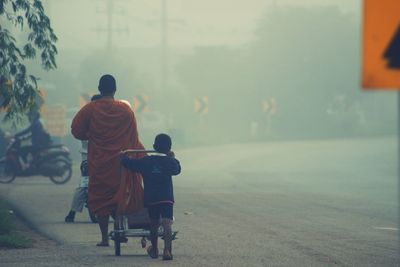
[{"left": 98, "top": 74, "right": 116, "bottom": 95}]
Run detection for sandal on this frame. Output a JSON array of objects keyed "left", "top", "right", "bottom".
[
  {"left": 162, "top": 249, "right": 173, "bottom": 261},
  {"left": 96, "top": 241, "right": 109, "bottom": 247}
]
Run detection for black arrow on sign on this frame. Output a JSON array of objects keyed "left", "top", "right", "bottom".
[{"left": 383, "top": 23, "right": 400, "bottom": 69}]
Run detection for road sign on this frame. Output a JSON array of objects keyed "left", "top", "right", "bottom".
[
  {"left": 37, "top": 88, "right": 47, "bottom": 115},
  {"left": 43, "top": 104, "right": 67, "bottom": 136},
  {"left": 133, "top": 94, "right": 149, "bottom": 113},
  {"left": 194, "top": 96, "right": 208, "bottom": 114},
  {"left": 362, "top": 0, "right": 400, "bottom": 89},
  {"left": 261, "top": 98, "right": 277, "bottom": 115}
]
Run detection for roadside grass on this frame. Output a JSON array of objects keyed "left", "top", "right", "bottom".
[{"left": 0, "top": 199, "right": 32, "bottom": 248}]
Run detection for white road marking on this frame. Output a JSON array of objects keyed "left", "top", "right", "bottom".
[{"left": 373, "top": 227, "right": 398, "bottom": 231}]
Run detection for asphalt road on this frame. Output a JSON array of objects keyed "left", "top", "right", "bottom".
[{"left": 0, "top": 137, "right": 399, "bottom": 266}]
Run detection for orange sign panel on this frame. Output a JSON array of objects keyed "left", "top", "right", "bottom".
[
  {"left": 362, "top": 0, "right": 400, "bottom": 89},
  {"left": 44, "top": 104, "right": 67, "bottom": 136}
]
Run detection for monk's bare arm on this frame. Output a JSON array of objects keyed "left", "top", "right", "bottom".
[{"left": 71, "top": 104, "right": 91, "bottom": 140}]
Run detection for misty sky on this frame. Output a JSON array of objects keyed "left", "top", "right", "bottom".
[{"left": 46, "top": 0, "right": 360, "bottom": 49}]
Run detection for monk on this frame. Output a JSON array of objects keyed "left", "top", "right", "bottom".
[{"left": 71, "top": 74, "right": 145, "bottom": 246}]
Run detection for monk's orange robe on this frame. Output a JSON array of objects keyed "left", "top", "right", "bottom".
[{"left": 71, "top": 98, "right": 145, "bottom": 216}]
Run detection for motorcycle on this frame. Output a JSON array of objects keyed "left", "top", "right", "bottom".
[{"left": 0, "top": 136, "right": 72, "bottom": 184}]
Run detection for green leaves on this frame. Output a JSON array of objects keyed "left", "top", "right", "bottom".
[
  {"left": 23, "top": 43, "right": 35, "bottom": 58},
  {"left": 0, "top": 0, "right": 7, "bottom": 15},
  {"left": 0, "top": 0, "right": 57, "bottom": 121}
]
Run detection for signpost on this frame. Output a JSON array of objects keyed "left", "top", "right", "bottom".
[{"left": 362, "top": 0, "right": 400, "bottom": 251}]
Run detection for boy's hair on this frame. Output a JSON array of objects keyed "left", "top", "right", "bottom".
[
  {"left": 153, "top": 133, "right": 172, "bottom": 153},
  {"left": 98, "top": 74, "right": 116, "bottom": 95}
]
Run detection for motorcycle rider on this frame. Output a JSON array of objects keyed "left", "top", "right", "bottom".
[
  {"left": 0, "top": 128, "right": 7, "bottom": 158},
  {"left": 15, "top": 110, "right": 51, "bottom": 170}
]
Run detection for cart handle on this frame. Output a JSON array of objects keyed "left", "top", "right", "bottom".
[
  {"left": 121, "top": 149, "right": 156, "bottom": 154},
  {"left": 122, "top": 149, "right": 170, "bottom": 155}
]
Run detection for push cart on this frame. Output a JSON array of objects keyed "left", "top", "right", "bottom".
[
  {"left": 109, "top": 149, "right": 178, "bottom": 256},
  {"left": 110, "top": 209, "right": 178, "bottom": 256}
]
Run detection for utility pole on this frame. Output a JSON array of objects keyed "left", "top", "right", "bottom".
[
  {"left": 106, "top": 0, "right": 113, "bottom": 51},
  {"left": 161, "top": 0, "right": 168, "bottom": 93},
  {"left": 94, "top": 0, "right": 129, "bottom": 52}
]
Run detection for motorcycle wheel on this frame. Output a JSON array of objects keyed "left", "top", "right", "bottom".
[
  {"left": 0, "top": 159, "right": 16, "bottom": 184},
  {"left": 49, "top": 158, "right": 72, "bottom": 185}
]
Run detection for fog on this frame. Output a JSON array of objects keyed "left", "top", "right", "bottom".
[
  {"left": 0, "top": 2, "right": 399, "bottom": 264},
  {"left": 3, "top": 0, "right": 396, "bottom": 154}
]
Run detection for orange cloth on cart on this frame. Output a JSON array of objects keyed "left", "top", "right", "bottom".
[{"left": 71, "top": 98, "right": 145, "bottom": 216}]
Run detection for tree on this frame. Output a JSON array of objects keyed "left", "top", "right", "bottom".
[{"left": 0, "top": 0, "right": 57, "bottom": 120}]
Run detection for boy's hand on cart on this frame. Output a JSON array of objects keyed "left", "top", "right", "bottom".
[
  {"left": 120, "top": 153, "right": 130, "bottom": 167},
  {"left": 119, "top": 151, "right": 126, "bottom": 161},
  {"left": 119, "top": 149, "right": 132, "bottom": 157}
]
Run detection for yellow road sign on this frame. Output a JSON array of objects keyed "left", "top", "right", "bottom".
[
  {"left": 194, "top": 96, "right": 208, "bottom": 114},
  {"left": 362, "top": 0, "right": 400, "bottom": 89},
  {"left": 44, "top": 104, "right": 67, "bottom": 136},
  {"left": 261, "top": 98, "right": 277, "bottom": 115},
  {"left": 133, "top": 94, "right": 149, "bottom": 113}
]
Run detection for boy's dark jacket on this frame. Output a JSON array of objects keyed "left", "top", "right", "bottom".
[{"left": 121, "top": 154, "right": 181, "bottom": 205}]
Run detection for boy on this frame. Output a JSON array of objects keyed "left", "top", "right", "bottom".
[
  {"left": 65, "top": 94, "right": 102, "bottom": 223},
  {"left": 121, "top": 133, "right": 181, "bottom": 260},
  {"left": 64, "top": 141, "right": 90, "bottom": 222}
]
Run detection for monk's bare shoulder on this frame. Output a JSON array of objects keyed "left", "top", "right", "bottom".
[
  {"left": 116, "top": 99, "right": 132, "bottom": 110},
  {"left": 75, "top": 101, "right": 96, "bottom": 116}
]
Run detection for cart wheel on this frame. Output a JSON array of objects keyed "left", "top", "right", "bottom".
[
  {"left": 115, "top": 240, "right": 121, "bottom": 256},
  {"left": 114, "top": 233, "right": 121, "bottom": 256},
  {"left": 141, "top": 237, "right": 147, "bottom": 248}
]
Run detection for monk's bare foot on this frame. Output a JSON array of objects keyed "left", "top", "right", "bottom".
[
  {"left": 96, "top": 241, "right": 109, "bottom": 247},
  {"left": 162, "top": 249, "right": 173, "bottom": 261}
]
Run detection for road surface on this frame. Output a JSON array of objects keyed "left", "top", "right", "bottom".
[{"left": 0, "top": 137, "right": 399, "bottom": 266}]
